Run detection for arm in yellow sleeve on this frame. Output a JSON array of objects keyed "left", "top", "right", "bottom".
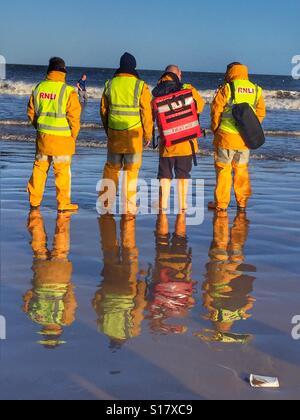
[
  {"left": 186, "top": 84, "right": 205, "bottom": 114},
  {"left": 256, "top": 93, "right": 266, "bottom": 123},
  {"left": 211, "top": 85, "right": 229, "bottom": 133},
  {"left": 100, "top": 93, "right": 109, "bottom": 135},
  {"left": 140, "top": 83, "right": 154, "bottom": 141},
  {"left": 62, "top": 285, "right": 77, "bottom": 326},
  {"left": 27, "top": 94, "right": 37, "bottom": 128},
  {"left": 66, "top": 91, "right": 81, "bottom": 140}
]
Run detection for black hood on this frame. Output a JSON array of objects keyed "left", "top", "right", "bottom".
[
  {"left": 152, "top": 72, "right": 183, "bottom": 98},
  {"left": 115, "top": 52, "right": 140, "bottom": 78}
]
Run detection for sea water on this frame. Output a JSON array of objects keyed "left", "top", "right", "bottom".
[{"left": 0, "top": 64, "right": 300, "bottom": 161}]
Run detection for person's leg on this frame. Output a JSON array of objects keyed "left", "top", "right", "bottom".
[
  {"left": 229, "top": 211, "right": 249, "bottom": 262},
  {"left": 213, "top": 148, "right": 234, "bottom": 211},
  {"left": 27, "top": 208, "right": 49, "bottom": 260},
  {"left": 51, "top": 212, "right": 72, "bottom": 260},
  {"left": 158, "top": 157, "right": 174, "bottom": 213},
  {"left": 99, "top": 153, "right": 123, "bottom": 213},
  {"left": 27, "top": 154, "right": 51, "bottom": 208},
  {"left": 232, "top": 150, "right": 252, "bottom": 210},
  {"left": 123, "top": 153, "right": 142, "bottom": 215},
  {"left": 78, "top": 90, "right": 84, "bottom": 103},
  {"left": 174, "top": 156, "right": 193, "bottom": 213},
  {"left": 52, "top": 156, "right": 77, "bottom": 212},
  {"left": 209, "top": 212, "right": 230, "bottom": 261},
  {"left": 175, "top": 212, "right": 187, "bottom": 238}
]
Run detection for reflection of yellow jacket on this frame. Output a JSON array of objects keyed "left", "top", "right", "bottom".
[
  {"left": 23, "top": 211, "right": 77, "bottom": 336},
  {"left": 93, "top": 216, "right": 147, "bottom": 341},
  {"left": 211, "top": 64, "right": 266, "bottom": 151},
  {"left": 100, "top": 73, "right": 154, "bottom": 154},
  {"left": 157, "top": 75, "right": 205, "bottom": 158},
  {"left": 27, "top": 71, "right": 81, "bottom": 156},
  {"left": 203, "top": 213, "right": 256, "bottom": 329}
]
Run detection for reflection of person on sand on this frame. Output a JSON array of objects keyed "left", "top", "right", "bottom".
[
  {"left": 93, "top": 215, "right": 148, "bottom": 350},
  {"left": 194, "top": 211, "right": 256, "bottom": 344},
  {"left": 147, "top": 213, "right": 196, "bottom": 335},
  {"left": 23, "top": 210, "right": 77, "bottom": 348}
]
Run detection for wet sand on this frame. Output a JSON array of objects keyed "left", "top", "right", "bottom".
[{"left": 0, "top": 141, "right": 300, "bottom": 400}]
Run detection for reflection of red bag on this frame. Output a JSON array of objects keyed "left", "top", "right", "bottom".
[
  {"left": 155, "top": 282, "right": 193, "bottom": 299},
  {"left": 152, "top": 89, "right": 202, "bottom": 148}
]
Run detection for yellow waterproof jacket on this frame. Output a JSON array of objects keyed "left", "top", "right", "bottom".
[
  {"left": 100, "top": 74, "right": 153, "bottom": 154},
  {"left": 211, "top": 65, "right": 266, "bottom": 151},
  {"left": 28, "top": 71, "right": 81, "bottom": 156},
  {"left": 157, "top": 75, "right": 205, "bottom": 158}
]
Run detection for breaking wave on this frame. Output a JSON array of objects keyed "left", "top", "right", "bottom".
[
  {"left": 1, "top": 79, "right": 300, "bottom": 111},
  {"left": 0, "top": 119, "right": 299, "bottom": 137},
  {"left": 1, "top": 133, "right": 300, "bottom": 162}
]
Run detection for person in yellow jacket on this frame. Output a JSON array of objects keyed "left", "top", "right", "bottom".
[
  {"left": 147, "top": 212, "right": 196, "bottom": 335},
  {"left": 23, "top": 209, "right": 77, "bottom": 348},
  {"left": 99, "top": 53, "right": 153, "bottom": 215},
  {"left": 209, "top": 63, "right": 266, "bottom": 212},
  {"left": 27, "top": 57, "right": 81, "bottom": 212},
  {"left": 152, "top": 65, "right": 205, "bottom": 213},
  {"left": 92, "top": 214, "right": 148, "bottom": 350},
  {"left": 194, "top": 211, "right": 256, "bottom": 344}
]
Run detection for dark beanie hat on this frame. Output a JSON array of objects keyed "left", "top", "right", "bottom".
[
  {"left": 227, "top": 62, "right": 242, "bottom": 72},
  {"left": 47, "top": 57, "right": 67, "bottom": 74},
  {"left": 120, "top": 52, "right": 137, "bottom": 70},
  {"left": 115, "top": 52, "right": 139, "bottom": 77}
]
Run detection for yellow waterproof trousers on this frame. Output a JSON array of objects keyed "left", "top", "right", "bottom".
[
  {"left": 27, "top": 154, "right": 72, "bottom": 210},
  {"left": 214, "top": 148, "right": 252, "bottom": 210},
  {"left": 100, "top": 152, "right": 142, "bottom": 214}
]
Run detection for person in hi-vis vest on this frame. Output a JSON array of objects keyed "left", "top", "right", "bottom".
[
  {"left": 209, "top": 63, "right": 266, "bottom": 213},
  {"left": 27, "top": 57, "right": 81, "bottom": 212},
  {"left": 100, "top": 53, "right": 153, "bottom": 215}
]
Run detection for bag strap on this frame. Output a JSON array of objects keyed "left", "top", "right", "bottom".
[
  {"left": 189, "top": 140, "right": 198, "bottom": 166},
  {"left": 229, "top": 82, "right": 236, "bottom": 106}
]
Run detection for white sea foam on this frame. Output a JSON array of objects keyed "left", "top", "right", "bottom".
[
  {"left": 1, "top": 80, "right": 300, "bottom": 111},
  {"left": 1, "top": 119, "right": 299, "bottom": 137},
  {"left": 1, "top": 134, "right": 300, "bottom": 162}
]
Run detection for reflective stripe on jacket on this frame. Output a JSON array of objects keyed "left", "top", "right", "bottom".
[
  {"left": 219, "top": 80, "right": 263, "bottom": 135},
  {"left": 33, "top": 81, "right": 74, "bottom": 137},
  {"left": 105, "top": 76, "right": 144, "bottom": 131}
]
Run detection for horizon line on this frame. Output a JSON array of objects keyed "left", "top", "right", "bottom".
[{"left": 6, "top": 62, "right": 292, "bottom": 78}]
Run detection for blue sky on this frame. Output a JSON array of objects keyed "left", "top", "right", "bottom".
[{"left": 0, "top": 0, "right": 299, "bottom": 75}]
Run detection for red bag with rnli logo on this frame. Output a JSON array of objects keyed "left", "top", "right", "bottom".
[{"left": 152, "top": 89, "right": 202, "bottom": 151}]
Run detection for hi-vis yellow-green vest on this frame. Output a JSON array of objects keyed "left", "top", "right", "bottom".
[
  {"left": 33, "top": 81, "right": 74, "bottom": 136},
  {"left": 99, "top": 294, "right": 135, "bottom": 340},
  {"left": 105, "top": 76, "right": 144, "bottom": 131},
  {"left": 220, "top": 80, "right": 262, "bottom": 135}
]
